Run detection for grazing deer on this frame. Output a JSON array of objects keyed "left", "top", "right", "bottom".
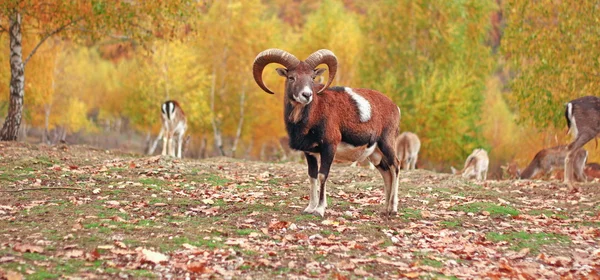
[
  {"left": 451, "top": 148, "right": 489, "bottom": 181},
  {"left": 520, "top": 145, "right": 587, "bottom": 181},
  {"left": 501, "top": 161, "right": 521, "bottom": 179},
  {"left": 564, "top": 96, "right": 600, "bottom": 191},
  {"left": 160, "top": 100, "right": 188, "bottom": 158},
  {"left": 584, "top": 162, "right": 600, "bottom": 180},
  {"left": 396, "top": 132, "right": 421, "bottom": 170}
]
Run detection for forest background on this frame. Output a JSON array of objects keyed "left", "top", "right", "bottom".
[{"left": 0, "top": 0, "right": 597, "bottom": 178}]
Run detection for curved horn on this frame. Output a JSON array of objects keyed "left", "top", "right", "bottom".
[
  {"left": 252, "top": 48, "right": 300, "bottom": 94},
  {"left": 305, "top": 49, "right": 338, "bottom": 94}
]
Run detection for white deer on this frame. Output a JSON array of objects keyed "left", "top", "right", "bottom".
[{"left": 149, "top": 100, "right": 188, "bottom": 158}]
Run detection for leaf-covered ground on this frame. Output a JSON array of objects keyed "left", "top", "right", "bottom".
[{"left": 0, "top": 142, "right": 599, "bottom": 279}]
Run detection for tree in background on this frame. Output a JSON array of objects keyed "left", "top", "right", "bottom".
[
  {"left": 359, "top": 0, "right": 498, "bottom": 166},
  {"left": 502, "top": 0, "right": 600, "bottom": 129},
  {"left": 0, "top": 0, "right": 197, "bottom": 140},
  {"left": 192, "top": 0, "right": 284, "bottom": 156}
]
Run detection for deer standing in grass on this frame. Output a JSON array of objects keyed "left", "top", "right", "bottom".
[
  {"left": 519, "top": 145, "right": 587, "bottom": 181},
  {"left": 452, "top": 148, "right": 489, "bottom": 181},
  {"left": 564, "top": 96, "right": 600, "bottom": 191},
  {"left": 159, "top": 100, "right": 188, "bottom": 158},
  {"left": 396, "top": 132, "right": 420, "bottom": 170}
]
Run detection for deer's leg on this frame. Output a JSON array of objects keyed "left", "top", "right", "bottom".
[
  {"left": 410, "top": 154, "right": 418, "bottom": 170},
  {"left": 482, "top": 169, "right": 487, "bottom": 181},
  {"left": 573, "top": 150, "right": 588, "bottom": 182},
  {"left": 565, "top": 132, "right": 595, "bottom": 189},
  {"left": 149, "top": 127, "right": 164, "bottom": 155},
  {"left": 177, "top": 132, "right": 184, "bottom": 158},
  {"left": 161, "top": 131, "right": 169, "bottom": 156},
  {"left": 350, "top": 161, "right": 358, "bottom": 168},
  {"left": 303, "top": 152, "right": 319, "bottom": 214},
  {"left": 314, "top": 144, "right": 336, "bottom": 217}
]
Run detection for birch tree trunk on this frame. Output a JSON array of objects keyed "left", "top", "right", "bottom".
[
  {"left": 0, "top": 12, "right": 25, "bottom": 141},
  {"left": 43, "top": 104, "right": 51, "bottom": 144},
  {"left": 230, "top": 86, "right": 246, "bottom": 157},
  {"left": 210, "top": 66, "right": 225, "bottom": 156}
]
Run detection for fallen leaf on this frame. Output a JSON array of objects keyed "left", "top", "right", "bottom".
[
  {"left": 403, "top": 272, "right": 420, "bottom": 278},
  {"left": 13, "top": 244, "right": 44, "bottom": 253},
  {"left": 375, "top": 258, "right": 408, "bottom": 267},
  {"left": 268, "top": 220, "right": 291, "bottom": 231},
  {"left": 5, "top": 270, "right": 23, "bottom": 280},
  {"left": 187, "top": 262, "right": 212, "bottom": 273},
  {"left": 141, "top": 249, "right": 169, "bottom": 264},
  {"left": 65, "top": 250, "right": 84, "bottom": 258},
  {"left": 354, "top": 268, "right": 370, "bottom": 276},
  {"left": 0, "top": 256, "right": 15, "bottom": 263}
]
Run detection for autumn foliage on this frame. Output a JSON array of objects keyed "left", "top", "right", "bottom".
[{"left": 0, "top": 0, "right": 597, "bottom": 172}]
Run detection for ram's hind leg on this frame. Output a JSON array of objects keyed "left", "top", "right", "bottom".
[
  {"left": 303, "top": 152, "right": 319, "bottom": 214},
  {"left": 370, "top": 142, "right": 400, "bottom": 215}
]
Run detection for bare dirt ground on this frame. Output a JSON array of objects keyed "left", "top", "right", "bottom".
[{"left": 0, "top": 141, "right": 599, "bottom": 279}]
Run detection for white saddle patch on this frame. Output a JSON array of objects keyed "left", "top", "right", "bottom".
[
  {"left": 345, "top": 87, "right": 371, "bottom": 122},
  {"left": 335, "top": 142, "right": 377, "bottom": 162}
]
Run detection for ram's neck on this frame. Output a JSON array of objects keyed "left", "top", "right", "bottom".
[{"left": 284, "top": 96, "right": 315, "bottom": 124}]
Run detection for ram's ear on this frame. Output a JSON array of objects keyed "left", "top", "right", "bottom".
[
  {"left": 276, "top": 68, "right": 288, "bottom": 77},
  {"left": 314, "top": 68, "right": 327, "bottom": 77}
]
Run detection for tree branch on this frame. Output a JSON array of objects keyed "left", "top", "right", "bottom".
[{"left": 23, "top": 17, "right": 83, "bottom": 67}]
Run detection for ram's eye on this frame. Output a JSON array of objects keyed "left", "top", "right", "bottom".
[{"left": 288, "top": 76, "right": 296, "bottom": 82}]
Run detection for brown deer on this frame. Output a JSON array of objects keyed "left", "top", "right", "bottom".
[
  {"left": 564, "top": 96, "right": 600, "bottom": 191},
  {"left": 584, "top": 162, "right": 600, "bottom": 180},
  {"left": 501, "top": 161, "right": 521, "bottom": 179},
  {"left": 451, "top": 148, "right": 489, "bottom": 181},
  {"left": 520, "top": 145, "right": 587, "bottom": 181},
  {"left": 396, "top": 132, "right": 421, "bottom": 170}
]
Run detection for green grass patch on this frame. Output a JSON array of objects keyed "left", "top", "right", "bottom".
[
  {"left": 486, "top": 231, "right": 570, "bottom": 252},
  {"left": 235, "top": 229, "right": 256, "bottom": 236},
  {"left": 450, "top": 202, "right": 519, "bottom": 217},
  {"left": 527, "top": 209, "right": 569, "bottom": 220},
  {"left": 139, "top": 178, "right": 167, "bottom": 189},
  {"left": 161, "top": 236, "right": 224, "bottom": 251},
  {"left": 83, "top": 222, "right": 101, "bottom": 229},
  {"left": 22, "top": 253, "right": 48, "bottom": 261},
  {"left": 203, "top": 174, "right": 230, "bottom": 186},
  {"left": 28, "top": 270, "right": 59, "bottom": 280},
  {"left": 127, "top": 269, "right": 156, "bottom": 278},
  {"left": 399, "top": 208, "right": 422, "bottom": 220},
  {"left": 420, "top": 258, "right": 443, "bottom": 268},
  {"left": 440, "top": 220, "right": 461, "bottom": 228},
  {"left": 54, "top": 259, "right": 86, "bottom": 274},
  {"left": 295, "top": 215, "right": 321, "bottom": 222}
]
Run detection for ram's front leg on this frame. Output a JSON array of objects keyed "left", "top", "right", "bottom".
[
  {"left": 303, "top": 152, "right": 319, "bottom": 214},
  {"left": 314, "top": 144, "right": 336, "bottom": 217}
]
